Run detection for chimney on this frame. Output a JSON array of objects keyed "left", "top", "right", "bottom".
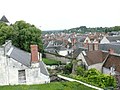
[
  {"left": 94, "top": 43, "right": 99, "bottom": 51},
  {"left": 108, "top": 48, "right": 114, "bottom": 54},
  {"left": 31, "top": 45, "right": 39, "bottom": 63},
  {"left": 3, "top": 40, "right": 12, "bottom": 55},
  {"left": 88, "top": 43, "right": 94, "bottom": 51}
]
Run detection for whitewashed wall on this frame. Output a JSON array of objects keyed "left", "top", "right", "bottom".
[
  {"left": 58, "top": 50, "right": 68, "bottom": 56},
  {"left": 88, "top": 63, "right": 103, "bottom": 72},
  {"left": 102, "top": 67, "right": 111, "bottom": 75},
  {"left": 0, "top": 54, "right": 50, "bottom": 86},
  {"left": 100, "top": 37, "right": 110, "bottom": 44}
]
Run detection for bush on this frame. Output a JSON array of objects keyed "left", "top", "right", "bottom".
[
  {"left": 76, "top": 66, "right": 85, "bottom": 76},
  {"left": 63, "top": 63, "right": 73, "bottom": 74},
  {"left": 63, "top": 68, "right": 117, "bottom": 88},
  {"left": 84, "top": 68, "right": 101, "bottom": 77}
]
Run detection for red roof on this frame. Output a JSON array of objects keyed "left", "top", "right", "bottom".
[
  {"left": 84, "top": 50, "right": 108, "bottom": 65},
  {"left": 103, "top": 54, "right": 120, "bottom": 73}
]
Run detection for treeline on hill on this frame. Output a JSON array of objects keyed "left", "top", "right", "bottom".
[
  {"left": 42, "top": 26, "right": 120, "bottom": 34},
  {"left": 63, "top": 26, "right": 120, "bottom": 33},
  {"left": 0, "top": 21, "right": 43, "bottom": 52}
]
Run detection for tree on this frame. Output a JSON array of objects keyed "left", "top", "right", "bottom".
[
  {"left": 0, "top": 23, "right": 14, "bottom": 45},
  {"left": 0, "top": 20, "right": 43, "bottom": 52},
  {"left": 12, "top": 20, "right": 43, "bottom": 52}
]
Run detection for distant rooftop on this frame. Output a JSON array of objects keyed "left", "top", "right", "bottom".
[{"left": 0, "top": 15, "right": 9, "bottom": 23}]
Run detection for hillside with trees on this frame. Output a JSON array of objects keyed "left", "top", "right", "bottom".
[
  {"left": 42, "top": 26, "right": 120, "bottom": 34},
  {"left": 63, "top": 26, "right": 120, "bottom": 33}
]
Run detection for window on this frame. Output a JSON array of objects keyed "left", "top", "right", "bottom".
[{"left": 18, "top": 70, "right": 26, "bottom": 83}]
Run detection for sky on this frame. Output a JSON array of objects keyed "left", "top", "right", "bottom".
[{"left": 0, "top": 0, "right": 120, "bottom": 30}]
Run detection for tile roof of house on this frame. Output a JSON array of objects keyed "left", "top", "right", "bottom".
[
  {"left": 9, "top": 46, "right": 31, "bottom": 67},
  {"left": 75, "top": 42, "right": 84, "bottom": 48},
  {"left": 72, "top": 47, "right": 87, "bottom": 58},
  {"left": 39, "top": 61, "right": 49, "bottom": 76},
  {"left": 103, "top": 54, "right": 120, "bottom": 73},
  {"left": 99, "top": 43, "right": 120, "bottom": 54},
  {"left": 84, "top": 50, "right": 108, "bottom": 66},
  {"left": 53, "top": 40, "right": 63, "bottom": 45},
  {"left": 106, "top": 36, "right": 120, "bottom": 42},
  {"left": 55, "top": 46, "right": 67, "bottom": 51},
  {"left": 7, "top": 46, "right": 49, "bottom": 76},
  {"left": 0, "top": 15, "right": 9, "bottom": 23}
]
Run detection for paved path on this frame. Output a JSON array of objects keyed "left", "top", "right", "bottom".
[{"left": 57, "top": 75, "right": 103, "bottom": 90}]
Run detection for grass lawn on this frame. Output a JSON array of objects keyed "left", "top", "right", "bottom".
[
  {"left": 43, "top": 58, "right": 61, "bottom": 65},
  {"left": 0, "top": 81, "right": 95, "bottom": 90}
]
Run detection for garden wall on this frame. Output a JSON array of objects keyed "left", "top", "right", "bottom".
[{"left": 45, "top": 52, "right": 72, "bottom": 64}]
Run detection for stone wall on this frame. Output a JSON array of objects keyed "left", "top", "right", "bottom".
[{"left": 45, "top": 52, "right": 71, "bottom": 64}]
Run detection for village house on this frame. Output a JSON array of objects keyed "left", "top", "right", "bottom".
[
  {"left": 0, "top": 40, "right": 50, "bottom": 86},
  {"left": 75, "top": 42, "right": 120, "bottom": 75}
]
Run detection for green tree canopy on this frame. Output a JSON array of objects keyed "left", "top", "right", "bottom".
[
  {"left": 0, "top": 20, "right": 43, "bottom": 52},
  {"left": 0, "top": 22, "right": 14, "bottom": 45}
]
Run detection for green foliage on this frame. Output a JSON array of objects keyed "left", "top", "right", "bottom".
[
  {"left": 12, "top": 20, "right": 43, "bottom": 52},
  {"left": 76, "top": 66, "right": 85, "bottom": 76},
  {"left": 0, "top": 82, "right": 95, "bottom": 90},
  {"left": 0, "top": 23, "right": 14, "bottom": 45},
  {"left": 42, "top": 58, "right": 61, "bottom": 65},
  {"left": 0, "top": 20, "right": 43, "bottom": 52},
  {"left": 63, "top": 63, "right": 73, "bottom": 74},
  {"left": 84, "top": 68, "right": 101, "bottom": 77},
  {"left": 63, "top": 68, "right": 116, "bottom": 88}
]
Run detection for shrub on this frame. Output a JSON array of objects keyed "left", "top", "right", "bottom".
[
  {"left": 63, "top": 68, "right": 117, "bottom": 88},
  {"left": 76, "top": 66, "right": 85, "bottom": 76},
  {"left": 84, "top": 68, "right": 101, "bottom": 77},
  {"left": 63, "top": 63, "right": 73, "bottom": 74}
]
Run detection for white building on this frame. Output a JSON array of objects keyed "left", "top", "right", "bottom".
[{"left": 0, "top": 40, "right": 50, "bottom": 86}]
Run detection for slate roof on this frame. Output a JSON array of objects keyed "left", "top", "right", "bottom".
[
  {"left": 9, "top": 46, "right": 31, "bottom": 67},
  {"left": 99, "top": 43, "right": 120, "bottom": 54},
  {"left": 39, "top": 61, "right": 49, "bottom": 76},
  {"left": 107, "top": 36, "right": 120, "bottom": 42},
  {"left": 7, "top": 46, "right": 49, "bottom": 76},
  {"left": 55, "top": 46, "right": 67, "bottom": 51},
  {"left": 84, "top": 50, "right": 108, "bottom": 66},
  {"left": 72, "top": 47, "right": 87, "bottom": 58},
  {"left": 103, "top": 54, "right": 120, "bottom": 73},
  {"left": 75, "top": 42, "right": 84, "bottom": 48},
  {"left": 53, "top": 40, "right": 63, "bottom": 45},
  {"left": 0, "top": 15, "right": 9, "bottom": 23}
]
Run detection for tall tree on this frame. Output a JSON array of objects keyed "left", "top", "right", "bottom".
[
  {"left": 0, "top": 20, "right": 43, "bottom": 52},
  {"left": 0, "top": 22, "right": 13, "bottom": 45},
  {"left": 12, "top": 20, "right": 43, "bottom": 52}
]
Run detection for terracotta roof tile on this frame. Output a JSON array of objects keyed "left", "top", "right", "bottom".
[
  {"left": 103, "top": 55, "right": 120, "bottom": 73},
  {"left": 84, "top": 50, "right": 108, "bottom": 65}
]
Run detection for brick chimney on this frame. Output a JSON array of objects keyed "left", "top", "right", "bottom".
[
  {"left": 31, "top": 45, "right": 39, "bottom": 63},
  {"left": 88, "top": 43, "right": 94, "bottom": 51},
  {"left": 94, "top": 43, "right": 99, "bottom": 51}
]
